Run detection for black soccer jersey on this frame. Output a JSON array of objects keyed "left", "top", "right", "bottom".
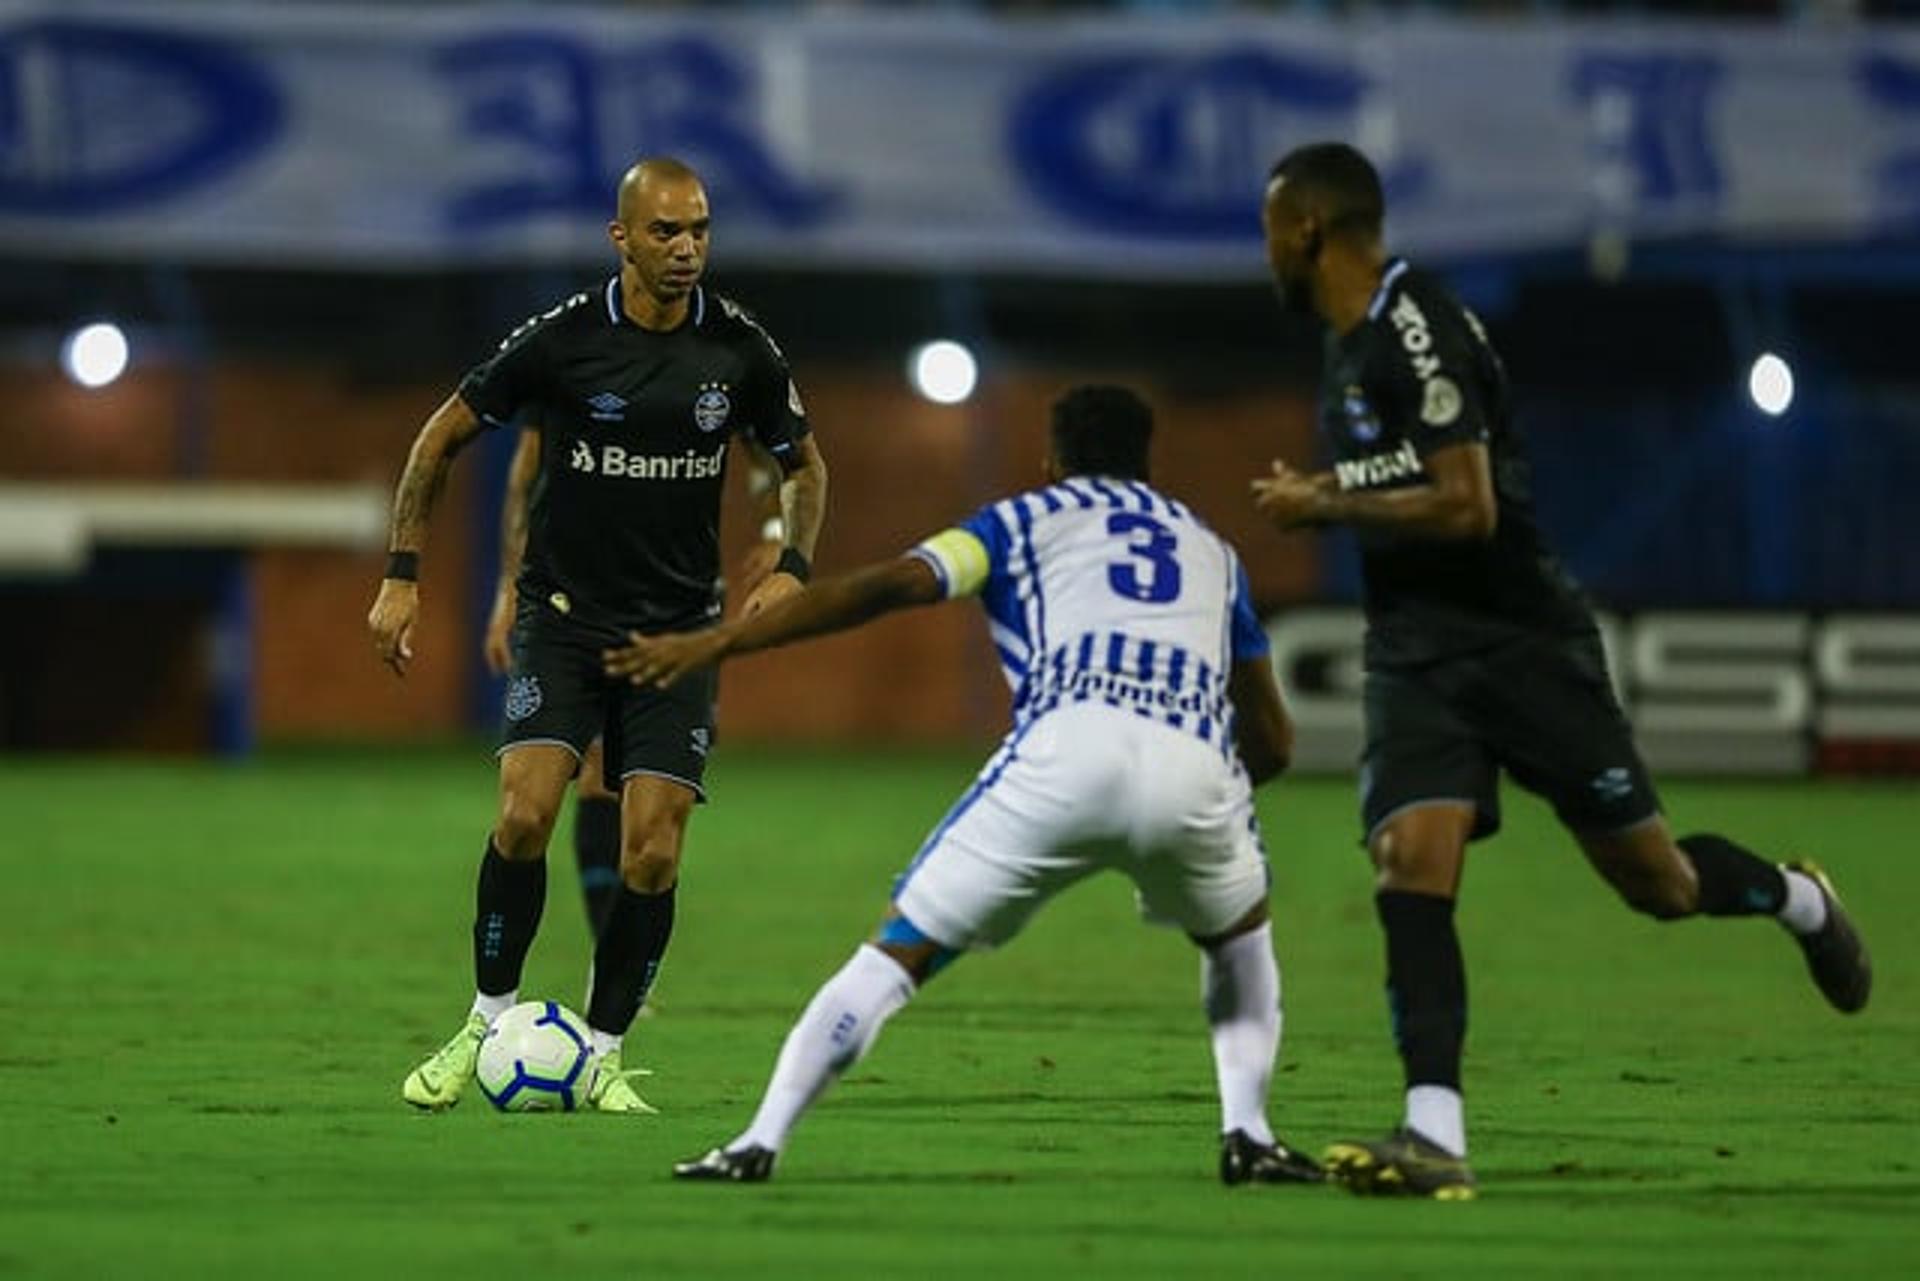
[
  {"left": 459, "top": 279, "right": 810, "bottom": 635},
  {"left": 1319, "top": 260, "right": 1592, "bottom": 666}
]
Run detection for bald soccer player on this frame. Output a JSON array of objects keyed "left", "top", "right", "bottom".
[{"left": 370, "top": 157, "right": 829, "bottom": 1114}]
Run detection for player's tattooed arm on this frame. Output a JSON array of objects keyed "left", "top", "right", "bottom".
[
  {"left": 367, "top": 393, "right": 486, "bottom": 677},
  {"left": 739, "top": 433, "right": 830, "bottom": 618},
  {"left": 778, "top": 434, "right": 829, "bottom": 562},
  {"left": 388, "top": 394, "right": 486, "bottom": 555},
  {"left": 483, "top": 426, "right": 542, "bottom": 676},
  {"left": 729, "top": 442, "right": 788, "bottom": 605},
  {"left": 604, "top": 555, "right": 941, "bottom": 688},
  {"left": 1253, "top": 441, "right": 1496, "bottom": 541}
]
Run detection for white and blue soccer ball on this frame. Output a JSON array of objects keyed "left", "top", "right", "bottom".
[{"left": 476, "top": 1001, "right": 593, "bottom": 1112}]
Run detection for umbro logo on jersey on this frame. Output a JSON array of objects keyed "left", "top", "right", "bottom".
[
  {"left": 1590, "top": 767, "right": 1634, "bottom": 802},
  {"left": 1334, "top": 440, "right": 1424, "bottom": 491},
  {"left": 587, "top": 391, "right": 628, "bottom": 422}
]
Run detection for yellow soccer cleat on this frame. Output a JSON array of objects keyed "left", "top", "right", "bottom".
[
  {"left": 585, "top": 1048, "right": 658, "bottom": 1115},
  {"left": 1324, "top": 1128, "right": 1478, "bottom": 1200},
  {"left": 401, "top": 1012, "right": 489, "bottom": 1111}
]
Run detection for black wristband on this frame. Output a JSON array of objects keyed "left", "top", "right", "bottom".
[
  {"left": 774, "top": 546, "right": 811, "bottom": 583},
  {"left": 384, "top": 550, "right": 420, "bottom": 582}
]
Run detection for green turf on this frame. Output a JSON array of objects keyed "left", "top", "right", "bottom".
[{"left": 2, "top": 745, "right": 1914, "bottom": 1277}]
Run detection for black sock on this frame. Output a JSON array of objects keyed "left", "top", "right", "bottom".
[
  {"left": 1678, "top": 833, "right": 1786, "bottom": 916},
  {"left": 587, "top": 884, "right": 675, "bottom": 1036},
  {"left": 572, "top": 796, "right": 622, "bottom": 939},
  {"left": 473, "top": 839, "right": 547, "bottom": 997},
  {"left": 1376, "top": 890, "right": 1467, "bottom": 1092}
]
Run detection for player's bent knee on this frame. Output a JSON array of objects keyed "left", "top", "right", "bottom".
[
  {"left": 618, "top": 839, "right": 681, "bottom": 893},
  {"left": 1369, "top": 834, "right": 1452, "bottom": 894},
  {"left": 873, "top": 914, "right": 957, "bottom": 985},
  {"left": 494, "top": 792, "right": 559, "bottom": 859},
  {"left": 1191, "top": 899, "right": 1270, "bottom": 949},
  {"left": 1616, "top": 874, "right": 1694, "bottom": 921}
]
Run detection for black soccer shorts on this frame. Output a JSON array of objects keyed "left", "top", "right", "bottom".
[
  {"left": 497, "top": 596, "right": 717, "bottom": 798},
  {"left": 1358, "top": 630, "right": 1659, "bottom": 843}
]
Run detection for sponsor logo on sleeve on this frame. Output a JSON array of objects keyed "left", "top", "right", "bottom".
[
  {"left": 1421, "top": 376, "right": 1463, "bottom": 427},
  {"left": 1389, "top": 292, "right": 1470, "bottom": 429},
  {"left": 1333, "top": 440, "right": 1425, "bottom": 491}
]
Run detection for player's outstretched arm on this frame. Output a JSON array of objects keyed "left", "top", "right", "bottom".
[
  {"left": 604, "top": 555, "right": 942, "bottom": 688},
  {"left": 1228, "top": 655, "right": 1295, "bottom": 786},
  {"left": 1253, "top": 441, "right": 1496, "bottom": 541},
  {"left": 483, "top": 426, "right": 542, "bottom": 676},
  {"left": 367, "top": 393, "right": 485, "bottom": 677}
]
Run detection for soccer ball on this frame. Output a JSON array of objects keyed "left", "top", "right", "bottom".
[{"left": 475, "top": 1001, "right": 594, "bottom": 1112}]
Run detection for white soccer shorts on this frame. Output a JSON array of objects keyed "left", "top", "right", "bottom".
[{"left": 893, "top": 702, "right": 1271, "bottom": 949}]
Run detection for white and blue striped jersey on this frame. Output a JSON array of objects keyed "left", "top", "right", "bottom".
[{"left": 908, "top": 477, "right": 1268, "bottom": 752}]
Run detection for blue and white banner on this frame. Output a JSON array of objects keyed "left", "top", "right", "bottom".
[{"left": 1, "top": 4, "right": 1915, "bottom": 276}]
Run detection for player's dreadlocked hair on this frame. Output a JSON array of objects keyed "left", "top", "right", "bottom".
[
  {"left": 1051, "top": 385, "right": 1153, "bottom": 482},
  {"left": 1269, "top": 142, "right": 1385, "bottom": 240}
]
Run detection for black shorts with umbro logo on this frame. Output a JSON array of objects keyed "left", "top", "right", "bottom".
[
  {"left": 498, "top": 590, "right": 718, "bottom": 800},
  {"left": 1358, "top": 628, "right": 1659, "bottom": 844}
]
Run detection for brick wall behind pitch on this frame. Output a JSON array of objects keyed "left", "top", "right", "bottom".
[{"left": 0, "top": 363, "right": 1318, "bottom": 745}]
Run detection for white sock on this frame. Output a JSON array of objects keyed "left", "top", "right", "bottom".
[
  {"left": 471, "top": 991, "right": 516, "bottom": 1024},
  {"left": 1406, "top": 1085, "right": 1466, "bottom": 1157},
  {"left": 1777, "top": 868, "right": 1828, "bottom": 935},
  {"left": 1201, "top": 923, "right": 1280, "bottom": 1147},
  {"left": 589, "top": 1030, "right": 622, "bottom": 1058},
  {"left": 733, "top": 945, "right": 916, "bottom": 1153}
]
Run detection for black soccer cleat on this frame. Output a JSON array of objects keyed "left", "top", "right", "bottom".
[
  {"left": 1323, "top": 1127, "right": 1476, "bottom": 1200},
  {"left": 672, "top": 1145, "right": 776, "bottom": 1183},
  {"left": 1219, "top": 1129, "right": 1325, "bottom": 1186},
  {"left": 1784, "top": 860, "right": 1872, "bottom": 1014}
]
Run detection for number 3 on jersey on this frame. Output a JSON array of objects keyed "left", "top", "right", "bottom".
[{"left": 1106, "top": 512, "right": 1182, "bottom": 603}]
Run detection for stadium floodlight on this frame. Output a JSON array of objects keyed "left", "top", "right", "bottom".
[
  {"left": 61, "top": 322, "right": 130, "bottom": 389},
  {"left": 1747, "top": 352, "right": 1794, "bottom": 418},
  {"left": 908, "top": 340, "right": 978, "bottom": 406}
]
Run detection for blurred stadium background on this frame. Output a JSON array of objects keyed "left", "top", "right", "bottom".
[
  {"left": 6, "top": 5, "right": 1919, "bottom": 1275},
  {"left": 3, "top": 0, "right": 1918, "bottom": 770}
]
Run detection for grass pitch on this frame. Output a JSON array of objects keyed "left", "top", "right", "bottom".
[{"left": 3, "top": 745, "right": 1915, "bottom": 1277}]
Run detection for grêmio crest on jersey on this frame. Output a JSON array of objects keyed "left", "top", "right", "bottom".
[
  {"left": 693, "top": 382, "right": 732, "bottom": 433},
  {"left": 1342, "top": 385, "right": 1383, "bottom": 443}
]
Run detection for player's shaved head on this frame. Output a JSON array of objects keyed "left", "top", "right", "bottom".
[
  {"left": 1262, "top": 142, "right": 1387, "bottom": 323},
  {"left": 1050, "top": 385, "right": 1153, "bottom": 482},
  {"left": 616, "top": 157, "right": 704, "bottom": 225},
  {"left": 1265, "top": 142, "right": 1384, "bottom": 242},
  {"left": 608, "top": 156, "right": 711, "bottom": 320}
]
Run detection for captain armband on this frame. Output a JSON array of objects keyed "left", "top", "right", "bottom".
[{"left": 910, "top": 528, "right": 990, "bottom": 599}]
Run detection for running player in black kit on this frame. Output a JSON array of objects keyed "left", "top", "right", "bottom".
[
  {"left": 369, "top": 157, "right": 828, "bottom": 1113},
  {"left": 1250, "top": 143, "right": 1869, "bottom": 1198}
]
